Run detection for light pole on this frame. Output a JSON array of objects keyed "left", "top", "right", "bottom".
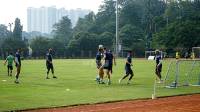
[
  {"left": 8, "top": 23, "right": 13, "bottom": 38},
  {"left": 8, "top": 23, "right": 13, "bottom": 32},
  {"left": 115, "top": 0, "right": 119, "bottom": 57}
]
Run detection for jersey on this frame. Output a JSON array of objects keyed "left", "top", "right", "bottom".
[
  {"left": 126, "top": 55, "right": 132, "bottom": 68},
  {"left": 96, "top": 52, "right": 102, "bottom": 61},
  {"left": 103, "top": 51, "right": 110, "bottom": 68},
  {"left": 155, "top": 55, "right": 162, "bottom": 65},
  {"left": 108, "top": 52, "right": 113, "bottom": 65},
  {"left": 6, "top": 55, "right": 14, "bottom": 66},
  {"left": 15, "top": 52, "right": 21, "bottom": 66},
  {"left": 46, "top": 53, "right": 53, "bottom": 65}
]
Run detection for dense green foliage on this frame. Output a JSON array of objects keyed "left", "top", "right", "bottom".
[
  {"left": 0, "top": 0, "right": 199, "bottom": 58},
  {"left": 0, "top": 59, "right": 199, "bottom": 111}
]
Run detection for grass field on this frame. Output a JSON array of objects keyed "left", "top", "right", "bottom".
[{"left": 0, "top": 59, "right": 199, "bottom": 111}]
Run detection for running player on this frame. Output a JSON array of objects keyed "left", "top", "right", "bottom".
[
  {"left": 95, "top": 45, "right": 104, "bottom": 83},
  {"left": 14, "top": 49, "right": 21, "bottom": 84},
  {"left": 4, "top": 53, "right": 15, "bottom": 76},
  {"left": 155, "top": 49, "right": 163, "bottom": 83},
  {"left": 46, "top": 48, "right": 57, "bottom": 79},
  {"left": 119, "top": 51, "right": 134, "bottom": 84}
]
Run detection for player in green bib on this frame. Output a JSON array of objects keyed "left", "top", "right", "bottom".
[{"left": 4, "top": 53, "right": 15, "bottom": 76}]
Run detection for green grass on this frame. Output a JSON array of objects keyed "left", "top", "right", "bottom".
[{"left": 0, "top": 59, "right": 199, "bottom": 111}]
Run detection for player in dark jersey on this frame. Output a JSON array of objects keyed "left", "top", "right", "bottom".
[
  {"left": 119, "top": 51, "right": 134, "bottom": 84},
  {"left": 14, "top": 49, "right": 21, "bottom": 84},
  {"left": 101, "top": 47, "right": 112, "bottom": 85},
  {"left": 108, "top": 50, "right": 116, "bottom": 74},
  {"left": 95, "top": 46, "right": 104, "bottom": 83},
  {"left": 46, "top": 48, "right": 57, "bottom": 79},
  {"left": 155, "top": 50, "right": 163, "bottom": 83}
]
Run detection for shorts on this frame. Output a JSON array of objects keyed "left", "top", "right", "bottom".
[
  {"left": 46, "top": 63, "right": 54, "bottom": 71},
  {"left": 15, "top": 63, "right": 21, "bottom": 68},
  {"left": 7, "top": 65, "right": 13, "bottom": 70},
  {"left": 103, "top": 61, "right": 109, "bottom": 69},
  {"left": 155, "top": 64, "right": 162, "bottom": 74},
  {"left": 125, "top": 66, "right": 133, "bottom": 75},
  {"left": 108, "top": 64, "right": 113, "bottom": 71}
]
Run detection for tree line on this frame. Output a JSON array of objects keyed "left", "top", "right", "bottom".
[{"left": 0, "top": 0, "right": 199, "bottom": 58}]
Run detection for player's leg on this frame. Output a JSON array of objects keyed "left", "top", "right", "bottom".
[
  {"left": 10, "top": 66, "right": 13, "bottom": 76},
  {"left": 105, "top": 69, "right": 111, "bottom": 85},
  {"left": 95, "top": 62, "right": 101, "bottom": 82},
  {"left": 127, "top": 69, "right": 134, "bottom": 84},
  {"left": 15, "top": 65, "right": 21, "bottom": 83},
  {"left": 155, "top": 65, "right": 162, "bottom": 83},
  {"left": 119, "top": 67, "right": 129, "bottom": 83},
  {"left": 51, "top": 64, "right": 57, "bottom": 78},
  {"left": 99, "top": 67, "right": 105, "bottom": 84},
  {"left": 7, "top": 65, "right": 9, "bottom": 76},
  {"left": 46, "top": 64, "right": 50, "bottom": 79}
]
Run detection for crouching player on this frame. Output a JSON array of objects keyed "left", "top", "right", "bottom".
[
  {"left": 119, "top": 51, "right": 134, "bottom": 84},
  {"left": 155, "top": 49, "right": 163, "bottom": 83}
]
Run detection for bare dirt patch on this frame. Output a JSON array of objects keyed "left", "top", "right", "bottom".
[{"left": 24, "top": 94, "right": 200, "bottom": 112}]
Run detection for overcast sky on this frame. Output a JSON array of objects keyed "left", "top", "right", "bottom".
[{"left": 0, "top": 0, "right": 103, "bottom": 31}]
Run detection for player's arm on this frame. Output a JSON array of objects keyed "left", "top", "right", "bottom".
[
  {"left": 101, "top": 54, "right": 106, "bottom": 64},
  {"left": 157, "top": 59, "right": 162, "bottom": 67},
  {"left": 4, "top": 58, "right": 8, "bottom": 65}
]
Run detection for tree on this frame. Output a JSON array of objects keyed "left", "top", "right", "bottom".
[
  {"left": 98, "top": 32, "right": 114, "bottom": 49},
  {"left": 52, "top": 16, "right": 72, "bottom": 46},
  {"left": 68, "top": 32, "right": 98, "bottom": 57},
  {"left": 0, "top": 24, "right": 10, "bottom": 38},
  {"left": 30, "top": 36, "right": 50, "bottom": 57},
  {"left": 90, "top": 0, "right": 116, "bottom": 34},
  {"left": 73, "top": 12, "right": 96, "bottom": 34},
  {"left": 153, "top": 20, "right": 200, "bottom": 49},
  {"left": 13, "top": 18, "right": 23, "bottom": 40},
  {"left": 119, "top": 24, "right": 144, "bottom": 53}
]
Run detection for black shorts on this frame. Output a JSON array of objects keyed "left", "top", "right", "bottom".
[
  {"left": 155, "top": 64, "right": 162, "bottom": 73},
  {"left": 108, "top": 64, "right": 113, "bottom": 71},
  {"left": 103, "top": 61, "right": 109, "bottom": 69},
  {"left": 7, "top": 65, "right": 13, "bottom": 70},
  {"left": 125, "top": 66, "right": 133, "bottom": 75},
  {"left": 46, "top": 63, "right": 54, "bottom": 70}
]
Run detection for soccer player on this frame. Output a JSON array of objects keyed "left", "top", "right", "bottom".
[
  {"left": 101, "top": 47, "right": 111, "bottom": 85},
  {"left": 4, "top": 53, "right": 15, "bottom": 76},
  {"left": 119, "top": 51, "right": 134, "bottom": 84},
  {"left": 95, "top": 45, "right": 104, "bottom": 83},
  {"left": 46, "top": 48, "right": 57, "bottom": 79},
  {"left": 14, "top": 49, "right": 21, "bottom": 84},
  {"left": 108, "top": 50, "right": 116, "bottom": 74},
  {"left": 155, "top": 49, "right": 163, "bottom": 83}
]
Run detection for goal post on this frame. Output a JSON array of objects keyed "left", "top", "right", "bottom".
[
  {"left": 145, "top": 50, "right": 164, "bottom": 59},
  {"left": 164, "top": 59, "right": 200, "bottom": 88},
  {"left": 192, "top": 47, "right": 200, "bottom": 59}
]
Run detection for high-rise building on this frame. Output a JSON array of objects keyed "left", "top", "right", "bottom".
[{"left": 27, "top": 7, "right": 90, "bottom": 34}]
